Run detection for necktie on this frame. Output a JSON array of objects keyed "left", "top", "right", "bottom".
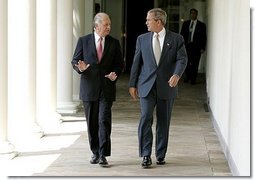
[
  {"left": 188, "top": 21, "right": 194, "bottom": 43},
  {"left": 153, "top": 34, "right": 161, "bottom": 65},
  {"left": 97, "top": 37, "right": 103, "bottom": 62}
]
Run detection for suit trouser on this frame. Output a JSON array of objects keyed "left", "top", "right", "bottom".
[
  {"left": 83, "top": 97, "right": 113, "bottom": 157},
  {"left": 185, "top": 44, "right": 202, "bottom": 83},
  {"left": 138, "top": 86, "right": 174, "bottom": 159}
]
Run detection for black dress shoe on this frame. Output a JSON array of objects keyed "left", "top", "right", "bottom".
[
  {"left": 156, "top": 158, "right": 165, "bottom": 165},
  {"left": 99, "top": 156, "right": 109, "bottom": 167},
  {"left": 141, "top": 156, "right": 152, "bottom": 168},
  {"left": 90, "top": 154, "right": 99, "bottom": 164}
]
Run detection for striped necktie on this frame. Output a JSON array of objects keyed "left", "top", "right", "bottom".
[{"left": 153, "top": 33, "right": 161, "bottom": 65}]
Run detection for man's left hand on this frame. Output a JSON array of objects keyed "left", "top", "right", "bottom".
[
  {"left": 168, "top": 74, "right": 180, "bottom": 87},
  {"left": 105, "top": 72, "right": 117, "bottom": 81}
]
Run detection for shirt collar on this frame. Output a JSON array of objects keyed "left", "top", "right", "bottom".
[
  {"left": 153, "top": 27, "right": 166, "bottom": 38},
  {"left": 94, "top": 32, "right": 104, "bottom": 42},
  {"left": 191, "top": 19, "right": 197, "bottom": 24}
]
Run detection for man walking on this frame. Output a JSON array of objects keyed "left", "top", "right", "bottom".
[
  {"left": 72, "top": 12, "right": 124, "bottom": 167},
  {"left": 129, "top": 8, "right": 187, "bottom": 168}
]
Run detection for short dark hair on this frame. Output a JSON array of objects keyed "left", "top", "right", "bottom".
[{"left": 190, "top": 8, "right": 198, "bottom": 15}]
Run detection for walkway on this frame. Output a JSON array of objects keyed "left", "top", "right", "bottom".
[{"left": 2, "top": 73, "right": 231, "bottom": 177}]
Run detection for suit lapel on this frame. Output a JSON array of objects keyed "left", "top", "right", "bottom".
[
  {"left": 193, "top": 21, "right": 200, "bottom": 40},
  {"left": 102, "top": 36, "right": 110, "bottom": 60},
  {"left": 148, "top": 32, "right": 157, "bottom": 66},
  {"left": 158, "top": 31, "right": 172, "bottom": 66},
  {"left": 90, "top": 34, "right": 98, "bottom": 62}
]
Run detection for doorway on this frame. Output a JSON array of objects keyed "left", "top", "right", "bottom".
[{"left": 123, "top": 0, "right": 154, "bottom": 72}]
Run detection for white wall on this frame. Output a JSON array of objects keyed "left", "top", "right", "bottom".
[{"left": 206, "top": 0, "right": 250, "bottom": 176}]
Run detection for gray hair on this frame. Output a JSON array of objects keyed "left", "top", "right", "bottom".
[
  {"left": 148, "top": 8, "right": 167, "bottom": 25},
  {"left": 93, "top": 12, "right": 109, "bottom": 28}
]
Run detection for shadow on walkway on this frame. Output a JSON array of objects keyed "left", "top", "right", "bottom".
[{"left": 6, "top": 73, "right": 231, "bottom": 176}]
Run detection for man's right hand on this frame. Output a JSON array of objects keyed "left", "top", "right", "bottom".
[
  {"left": 75, "top": 60, "right": 90, "bottom": 72},
  {"left": 129, "top": 87, "right": 138, "bottom": 100}
]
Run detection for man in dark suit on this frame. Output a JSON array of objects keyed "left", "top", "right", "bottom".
[
  {"left": 72, "top": 12, "right": 124, "bottom": 167},
  {"left": 129, "top": 8, "right": 187, "bottom": 168},
  {"left": 180, "top": 8, "right": 207, "bottom": 84}
]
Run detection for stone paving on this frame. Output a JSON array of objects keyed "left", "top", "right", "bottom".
[{"left": 2, "top": 73, "right": 231, "bottom": 177}]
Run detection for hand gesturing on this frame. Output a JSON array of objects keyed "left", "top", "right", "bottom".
[
  {"left": 105, "top": 72, "right": 117, "bottom": 81},
  {"left": 75, "top": 60, "right": 90, "bottom": 72}
]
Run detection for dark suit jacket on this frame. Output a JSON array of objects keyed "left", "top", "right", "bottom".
[
  {"left": 180, "top": 20, "right": 207, "bottom": 51},
  {"left": 129, "top": 30, "right": 188, "bottom": 99},
  {"left": 72, "top": 33, "right": 124, "bottom": 102}
]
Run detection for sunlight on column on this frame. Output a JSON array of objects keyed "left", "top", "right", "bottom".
[
  {"left": 36, "top": 0, "right": 60, "bottom": 133},
  {"left": 7, "top": 0, "right": 40, "bottom": 147},
  {"left": 73, "top": 7, "right": 81, "bottom": 42}
]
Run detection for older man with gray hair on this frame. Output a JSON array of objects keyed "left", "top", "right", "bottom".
[{"left": 72, "top": 12, "right": 124, "bottom": 167}]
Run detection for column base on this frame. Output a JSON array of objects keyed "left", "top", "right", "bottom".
[
  {"left": 57, "top": 101, "right": 79, "bottom": 114},
  {"left": 37, "top": 112, "right": 63, "bottom": 134},
  {"left": 0, "top": 141, "right": 18, "bottom": 159},
  {"left": 8, "top": 122, "right": 44, "bottom": 152}
]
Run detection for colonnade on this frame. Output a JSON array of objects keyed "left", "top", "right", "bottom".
[{"left": 0, "top": 0, "right": 94, "bottom": 156}]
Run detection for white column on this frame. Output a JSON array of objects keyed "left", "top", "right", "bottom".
[
  {"left": 36, "top": 0, "right": 61, "bottom": 132},
  {"left": 8, "top": 0, "right": 43, "bottom": 149},
  {"left": 0, "top": 0, "right": 16, "bottom": 157},
  {"left": 72, "top": 0, "right": 85, "bottom": 103},
  {"left": 57, "top": 0, "right": 78, "bottom": 114},
  {"left": 72, "top": 0, "right": 94, "bottom": 104}
]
